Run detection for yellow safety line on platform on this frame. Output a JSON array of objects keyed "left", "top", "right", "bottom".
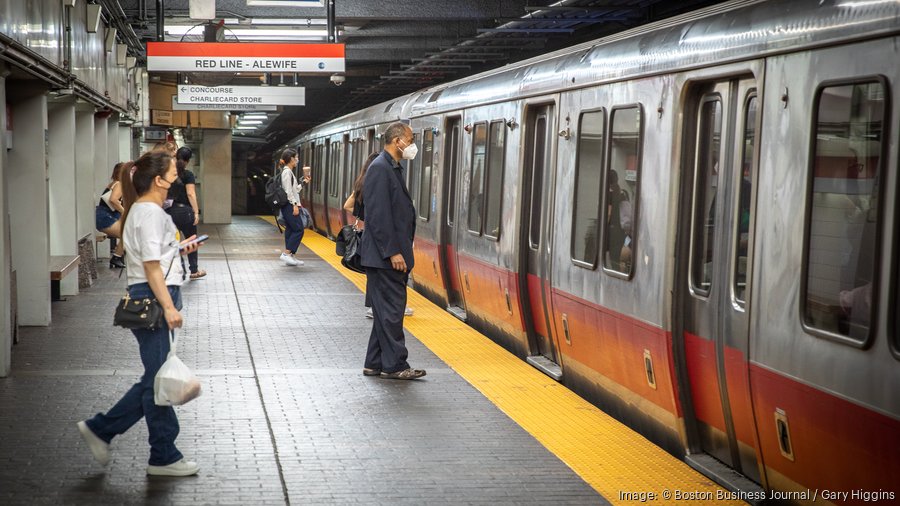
[{"left": 261, "top": 219, "right": 743, "bottom": 505}]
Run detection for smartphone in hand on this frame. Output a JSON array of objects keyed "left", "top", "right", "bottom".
[{"left": 179, "top": 234, "right": 209, "bottom": 251}]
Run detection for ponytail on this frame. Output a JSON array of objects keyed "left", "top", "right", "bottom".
[
  {"left": 121, "top": 151, "right": 173, "bottom": 226},
  {"left": 279, "top": 148, "right": 297, "bottom": 168}
]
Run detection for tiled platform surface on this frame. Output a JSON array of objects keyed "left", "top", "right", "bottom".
[{"left": 0, "top": 217, "right": 603, "bottom": 506}]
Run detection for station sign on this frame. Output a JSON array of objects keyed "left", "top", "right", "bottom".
[
  {"left": 177, "top": 85, "right": 305, "bottom": 106},
  {"left": 147, "top": 42, "right": 345, "bottom": 73},
  {"left": 151, "top": 109, "right": 173, "bottom": 126},
  {"left": 171, "top": 96, "right": 277, "bottom": 111}
]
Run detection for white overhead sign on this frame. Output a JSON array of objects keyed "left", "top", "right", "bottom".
[
  {"left": 177, "top": 85, "right": 305, "bottom": 106},
  {"left": 171, "top": 96, "right": 277, "bottom": 111}
]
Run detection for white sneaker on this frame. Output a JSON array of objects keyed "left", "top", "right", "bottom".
[
  {"left": 365, "top": 307, "right": 373, "bottom": 319},
  {"left": 292, "top": 256, "right": 304, "bottom": 266},
  {"left": 280, "top": 253, "right": 298, "bottom": 266},
  {"left": 404, "top": 306, "right": 415, "bottom": 317},
  {"left": 76, "top": 421, "right": 109, "bottom": 466},
  {"left": 147, "top": 459, "right": 200, "bottom": 477}
]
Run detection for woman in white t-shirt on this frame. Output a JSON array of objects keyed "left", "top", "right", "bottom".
[
  {"left": 77, "top": 150, "right": 204, "bottom": 477},
  {"left": 277, "top": 148, "right": 311, "bottom": 266}
]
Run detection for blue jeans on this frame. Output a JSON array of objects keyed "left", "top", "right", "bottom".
[
  {"left": 280, "top": 203, "right": 305, "bottom": 254},
  {"left": 86, "top": 283, "right": 184, "bottom": 466}
]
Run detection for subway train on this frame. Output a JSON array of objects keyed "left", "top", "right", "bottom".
[{"left": 281, "top": 0, "right": 900, "bottom": 501}]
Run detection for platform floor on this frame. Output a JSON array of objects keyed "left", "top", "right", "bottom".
[{"left": 0, "top": 217, "right": 737, "bottom": 505}]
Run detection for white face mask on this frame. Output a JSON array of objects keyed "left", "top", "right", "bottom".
[{"left": 400, "top": 141, "right": 418, "bottom": 160}]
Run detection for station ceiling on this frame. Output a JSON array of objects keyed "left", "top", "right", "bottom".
[{"left": 109, "top": 0, "right": 729, "bottom": 152}]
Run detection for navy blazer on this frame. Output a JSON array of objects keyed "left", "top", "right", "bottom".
[{"left": 359, "top": 150, "right": 417, "bottom": 270}]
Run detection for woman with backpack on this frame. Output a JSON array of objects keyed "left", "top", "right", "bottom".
[{"left": 277, "top": 148, "right": 310, "bottom": 266}]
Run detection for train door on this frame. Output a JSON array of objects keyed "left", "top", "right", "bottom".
[
  {"left": 440, "top": 116, "right": 466, "bottom": 318},
  {"left": 519, "top": 103, "right": 562, "bottom": 378},
  {"left": 341, "top": 134, "right": 353, "bottom": 226},
  {"left": 324, "top": 138, "right": 344, "bottom": 239},
  {"left": 676, "top": 77, "right": 763, "bottom": 484},
  {"left": 323, "top": 138, "right": 335, "bottom": 237}
]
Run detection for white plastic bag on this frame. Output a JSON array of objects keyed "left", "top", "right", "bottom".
[{"left": 154, "top": 331, "right": 202, "bottom": 406}]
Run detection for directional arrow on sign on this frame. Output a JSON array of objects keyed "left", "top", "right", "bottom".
[{"left": 177, "top": 85, "right": 305, "bottom": 106}]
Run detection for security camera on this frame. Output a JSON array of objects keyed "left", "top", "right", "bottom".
[{"left": 330, "top": 74, "right": 345, "bottom": 86}]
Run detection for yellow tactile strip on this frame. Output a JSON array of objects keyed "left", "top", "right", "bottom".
[{"left": 267, "top": 220, "right": 743, "bottom": 505}]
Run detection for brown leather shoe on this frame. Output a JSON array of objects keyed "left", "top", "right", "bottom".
[
  {"left": 380, "top": 368, "right": 426, "bottom": 380},
  {"left": 362, "top": 368, "right": 381, "bottom": 376}
]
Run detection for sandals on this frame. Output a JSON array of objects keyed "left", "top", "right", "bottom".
[
  {"left": 189, "top": 270, "right": 207, "bottom": 280},
  {"left": 380, "top": 368, "right": 426, "bottom": 380}
]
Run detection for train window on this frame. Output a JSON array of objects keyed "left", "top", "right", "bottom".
[
  {"left": 602, "top": 106, "right": 642, "bottom": 277},
  {"left": 329, "top": 142, "right": 341, "bottom": 198},
  {"left": 315, "top": 144, "right": 324, "bottom": 194},
  {"left": 418, "top": 129, "right": 434, "bottom": 221},
  {"left": 571, "top": 109, "right": 605, "bottom": 268},
  {"left": 484, "top": 121, "right": 506, "bottom": 240},
  {"left": 802, "top": 79, "right": 885, "bottom": 346},
  {"left": 690, "top": 97, "right": 722, "bottom": 296},
  {"left": 733, "top": 93, "right": 757, "bottom": 304},
  {"left": 408, "top": 133, "right": 421, "bottom": 210},
  {"left": 447, "top": 124, "right": 460, "bottom": 227},
  {"left": 529, "top": 116, "right": 548, "bottom": 250},
  {"left": 468, "top": 123, "right": 487, "bottom": 234}
]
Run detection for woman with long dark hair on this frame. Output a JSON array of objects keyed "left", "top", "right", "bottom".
[
  {"left": 277, "top": 148, "right": 310, "bottom": 266},
  {"left": 77, "top": 150, "right": 203, "bottom": 477},
  {"left": 343, "top": 152, "right": 414, "bottom": 321},
  {"left": 167, "top": 147, "right": 205, "bottom": 279},
  {"left": 96, "top": 162, "right": 130, "bottom": 268},
  {"left": 343, "top": 152, "right": 380, "bottom": 226}
]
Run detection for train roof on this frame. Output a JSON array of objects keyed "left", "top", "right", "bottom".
[{"left": 288, "top": 0, "right": 900, "bottom": 145}]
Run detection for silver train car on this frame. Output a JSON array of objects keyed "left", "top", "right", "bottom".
[{"left": 283, "top": 0, "right": 900, "bottom": 501}]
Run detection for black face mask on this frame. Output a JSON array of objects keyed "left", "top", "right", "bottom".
[{"left": 160, "top": 176, "right": 181, "bottom": 189}]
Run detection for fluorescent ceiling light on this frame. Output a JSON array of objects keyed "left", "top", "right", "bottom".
[
  {"left": 169, "top": 18, "right": 326, "bottom": 26},
  {"left": 242, "top": 114, "right": 269, "bottom": 119},
  {"left": 164, "top": 26, "right": 327, "bottom": 37},
  {"left": 238, "top": 120, "right": 263, "bottom": 125},
  {"left": 234, "top": 35, "right": 327, "bottom": 41},
  {"left": 234, "top": 126, "right": 257, "bottom": 130},
  {"left": 246, "top": 0, "right": 324, "bottom": 7},
  {"left": 252, "top": 18, "right": 327, "bottom": 26},
  {"left": 249, "top": 0, "right": 323, "bottom": 6}
]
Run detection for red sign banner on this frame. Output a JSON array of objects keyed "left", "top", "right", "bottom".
[{"left": 146, "top": 42, "right": 345, "bottom": 73}]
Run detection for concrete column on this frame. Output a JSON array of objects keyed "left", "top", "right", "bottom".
[
  {"left": 118, "top": 125, "right": 131, "bottom": 161},
  {"left": 8, "top": 94, "right": 50, "bottom": 326},
  {"left": 93, "top": 117, "right": 109, "bottom": 259},
  {"left": 0, "top": 74, "right": 11, "bottom": 376},
  {"left": 107, "top": 115, "right": 120, "bottom": 169},
  {"left": 200, "top": 130, "right": 232, "bottom": 224},
  {"left": 48, "top": 101, "right": 79, "bottom": 296},
  {"left": 75, "top": 108, "right": 95, "bottom": 242}
]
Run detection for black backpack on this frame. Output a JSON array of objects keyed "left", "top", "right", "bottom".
[{"left": 264, "top": 170, "right": 289, "bottom": 211}]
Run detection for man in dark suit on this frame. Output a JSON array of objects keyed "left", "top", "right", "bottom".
[{"left": 359, "top": 122, "right": 426, "bottom": 380}]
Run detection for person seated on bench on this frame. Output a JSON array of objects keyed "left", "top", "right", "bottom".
[{"left": 96, "top": 162, "right": 131, "bottom": 269}]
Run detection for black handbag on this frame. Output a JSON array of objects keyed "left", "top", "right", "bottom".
[
  {"left": 113, "top": 256, "right": 177, "bottom": 330},
  {"left": 114, "top": 294, "right": 165, "bottom": 330},
  {"left": 336, "top": 223, "right": 356, "bottom": 256},
  {"left": 340, "top": 227, "right": 366, "bottom": 274}
]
